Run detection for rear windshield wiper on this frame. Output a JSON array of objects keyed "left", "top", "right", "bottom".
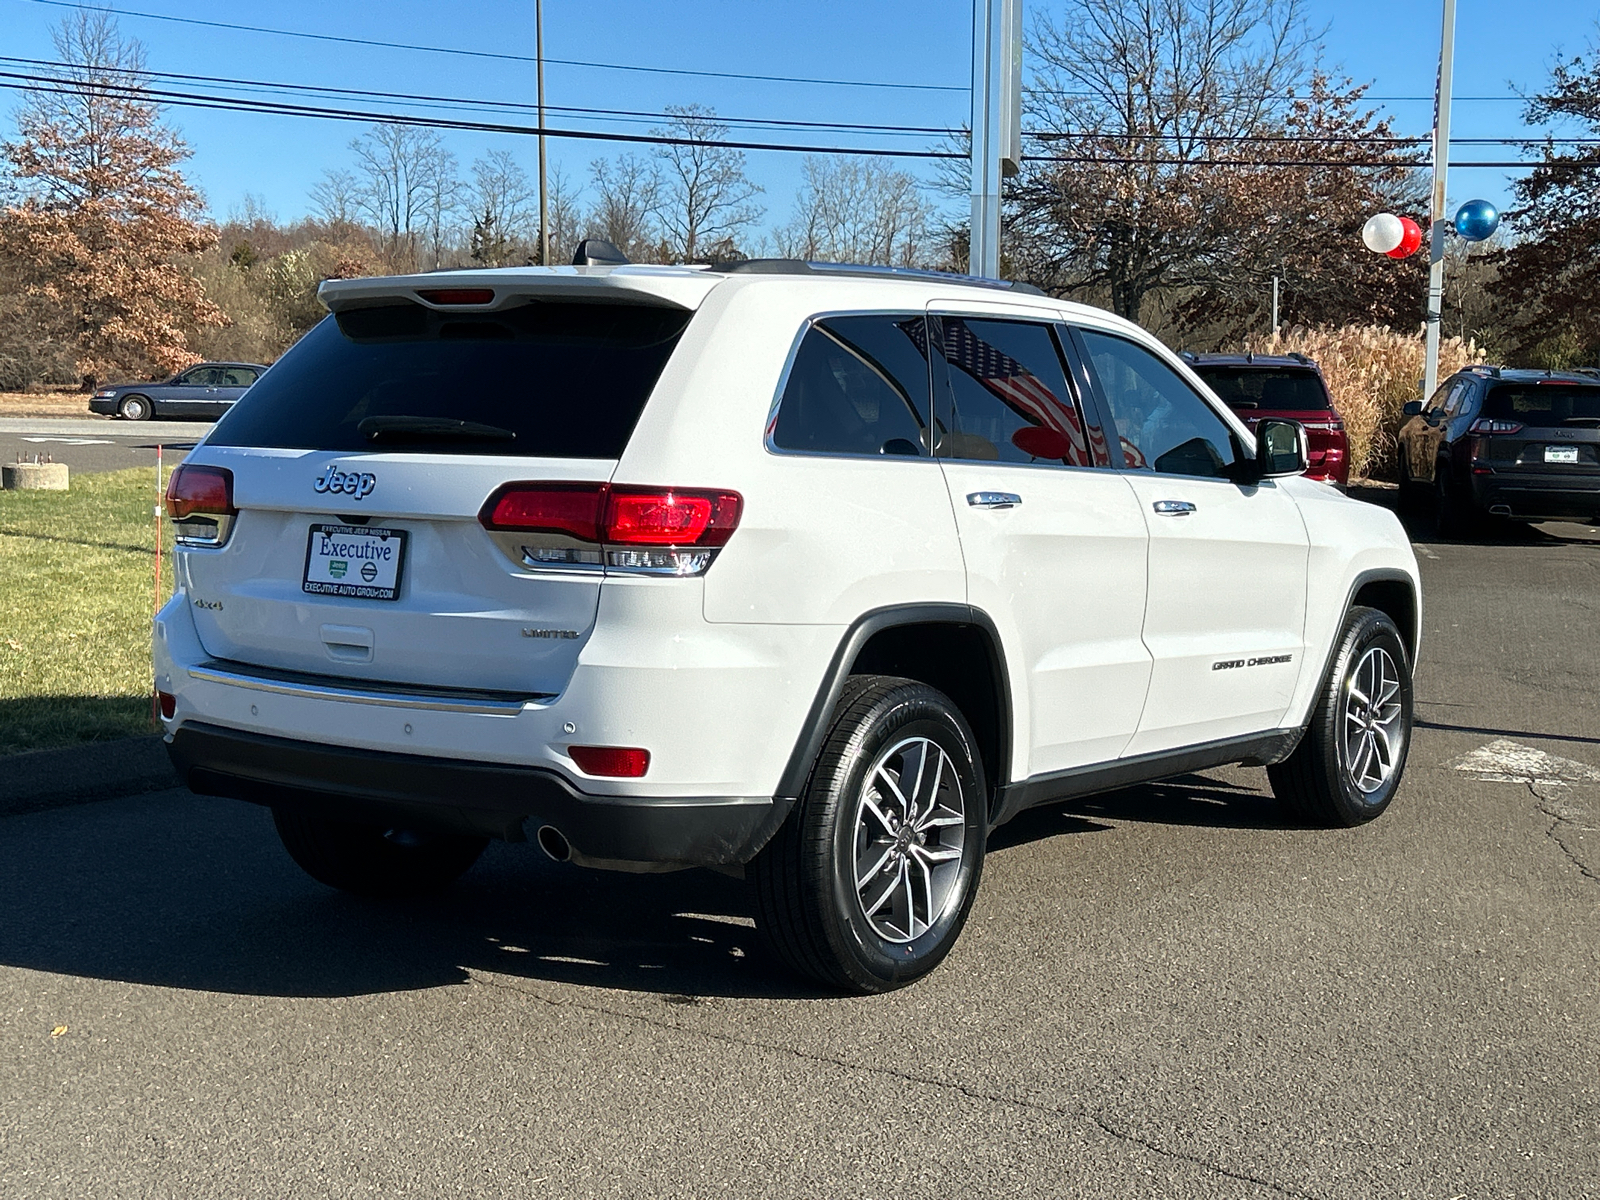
[{"left": 358, "top": 415, "right": 517, "bottom": 442}]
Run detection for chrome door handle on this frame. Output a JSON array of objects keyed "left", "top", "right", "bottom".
[
  {"left": 1152, "top": 500, "right": 1196, "bottom": 516},
  {"left": 967, "top": 491, "right": 1022, "bottom": 510}
]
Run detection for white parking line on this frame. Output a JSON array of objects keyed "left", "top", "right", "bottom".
[{"left": 1451, "top": 738, "right": 1600, "bottom": 785}]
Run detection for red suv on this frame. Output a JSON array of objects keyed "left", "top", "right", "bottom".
[{"left": 1182, "top": 353, "right": 1350, "bottom": 486}]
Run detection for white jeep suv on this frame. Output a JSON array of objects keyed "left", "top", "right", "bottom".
[{"left": 154, "top": 253, "right": 1420, "bottom": 993}]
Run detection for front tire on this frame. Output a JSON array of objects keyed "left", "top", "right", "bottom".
[
  {"left": 272, "top": 807, "right": 488, "bottom": 898},
  {"left": 117, "top": 394, "right": 152, "bottom": 421},
  {"left": 1268, "top": 607, "right": 1413, "bottom": 827},
  {"left": 750, "top": 676, "right": 988, "bottom": 994}
]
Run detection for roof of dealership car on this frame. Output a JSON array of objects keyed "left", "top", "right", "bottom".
[
  {"left": 1179, "top": 352, "right": 1322, "bottom": 371},
  {"left": 1455, "top": 365, "right": 1600, "bottom": 386},
  {"left": 316, "top": 262, "right": 1138, "bottom": 331}
]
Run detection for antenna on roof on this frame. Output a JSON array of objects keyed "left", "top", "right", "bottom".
[{"left": 572, "top": 239, "right": 628, "bottom": 267}]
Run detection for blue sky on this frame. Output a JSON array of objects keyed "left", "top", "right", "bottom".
[{"left": 0, "top": 0, "right": 1595, "bottom": 234}]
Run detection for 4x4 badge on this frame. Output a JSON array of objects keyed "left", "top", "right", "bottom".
[{"left": 313, "top": 465, "right": 376, "bottom": 499}]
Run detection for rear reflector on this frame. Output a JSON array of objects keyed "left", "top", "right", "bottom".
[
  {"left": 415, "top": 288, "right": 495, "bottom": 305},
  {"left": 165, "top": 464, "right": 235, "bottom": 519},
  {"left": 156, "top": 690, "right": 176, "bottom": 719},
  {"left": 568, "top": 745, "right": 650, "bottom": 777}
]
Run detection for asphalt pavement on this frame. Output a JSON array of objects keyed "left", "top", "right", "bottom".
[
  {"left": 1, "top": 490, "right": 1596, "bottom": 1198},
  {"left": 0, "top": 416, "right": 207, "bottom": 475}
]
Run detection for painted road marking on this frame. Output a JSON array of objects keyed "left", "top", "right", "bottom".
[
  {"left": 1451, "top": 738, "right": 1600, "bottom": 785},
  {"left": 18, "top": 436, "right": 114, "bottom": 445}
]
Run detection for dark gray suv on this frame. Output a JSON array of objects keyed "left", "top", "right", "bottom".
[
  {"left": 1397, "top": 366, "right": 1600, "bottom": 534},
  {"left": 89, "top": 362, "right": 268, "bottom": 422}
]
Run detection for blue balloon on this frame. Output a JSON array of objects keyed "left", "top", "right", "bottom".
[{"left": 1454, "top": 199, "right": 1500, "bottom": 242}]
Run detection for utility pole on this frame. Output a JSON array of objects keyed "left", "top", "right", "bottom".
[
  {"left": 1424, "top": 0, "right": 1457, "bottom": 400},
  {"left": 970, "top": 0, "right": 1022, "bottom": 279},
  {"left": 536, "top": 0, "right": 549, "bottom": 267}
]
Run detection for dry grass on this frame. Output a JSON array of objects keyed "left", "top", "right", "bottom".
[
  {"left": 1242, "top": 324, "right": 1485, "bottom": 480},
  {"left": 0, "top": 466, "right": 175, "bottom": 755},
  {"left": 0, "top": 389, "right": 95, "bottom": 418}
]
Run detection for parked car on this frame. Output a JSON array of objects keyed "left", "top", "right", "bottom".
[
  {"left": 154, "top": 254, "right": 1420, "bottom": 993},
  {"left": 89, "top": 362, "right": 268, "bottom": 421},
  {"left": 1181, "top": 352, "right": 1350, "bottom": 486},
  {"left": 1397, "top": 365, "right": 1600, "bottom": 535}
]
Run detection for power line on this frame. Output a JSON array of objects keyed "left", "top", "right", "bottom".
[
  {"left": 1, "top": 70, "right": 1588, "bottom": 171},
  {"left": 24, "top": 0, "right": 967, "bottom": 94}
]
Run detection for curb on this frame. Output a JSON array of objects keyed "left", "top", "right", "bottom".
[{"left": 0, "top": 734, "right": 180, "bottom": 818}]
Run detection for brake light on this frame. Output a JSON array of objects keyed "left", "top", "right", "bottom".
[
  {"left": 569, "top": 745, "right": 650, "bottom": 777},
  {"left": 165, "top": 465, "right": 237, "bottom": 547},
  {"left": 479, "top": 483, "right": 743, "bottom": 575},
  {"left": 415, "top": 288, "right": 495, "bottom": 305},
  {"left": 165, "top": 464, "right": 234, "bottom": 518},
  {"left": 1469, "top": 418, "right": 1523, "bottom": 435},
  {"left": 605, "top": 489, "right": 742, "bottom": 546}
]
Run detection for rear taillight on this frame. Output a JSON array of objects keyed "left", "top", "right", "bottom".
[
  {"left": 568, "top": 745, "right": 650, "bottom": 778},
  {"left": 1469, "top": 418, "right": 1523, "bottom": 435},
  {"left": 165, "top": 464, "right": 236, "bottom": 547},
  {"left": 479, "top": 483, "right": 743, "bottom": 576}
]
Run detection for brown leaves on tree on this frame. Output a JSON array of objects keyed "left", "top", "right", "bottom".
[{"left": 0, "top": 12, "right": 222, "bottom": 387}]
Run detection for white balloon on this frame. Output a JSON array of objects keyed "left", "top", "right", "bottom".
[{"left": 1362, "top": 213, "right": 1404, "bottom": 254}]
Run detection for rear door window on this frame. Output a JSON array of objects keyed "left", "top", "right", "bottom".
[
  {"left": 1192, "top": 367, "right": 1331, "bottom": 411},
  {"left": 207, "top": 301, "right": 692, "bottom": 458},
  {"left": 770, "top": 314, "right": 933, "bottom": 457},
  {"left": 1484, "top": 384, "right": 1600, "bottom": 426},
  {"left": 932, "top": 317, "right": 1096, "bottom": 466}
]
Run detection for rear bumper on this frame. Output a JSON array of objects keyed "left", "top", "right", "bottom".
[
  {"left": 168, "top": 722, "right": 792, "bottom": 871},
  {"left": 1469, "top": 474, "right": 1600, "bottom": 520}
]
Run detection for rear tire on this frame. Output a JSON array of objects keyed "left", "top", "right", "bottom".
[
  {"left": 750, "top": 676, "right": 987, "bottom": 994},
  {"left": 272, "top": 807, "right": 488, "bottom": 898},
  {"left": 1435, "top": 467, "right": 1478, "bottom": 539},
  {"left": 117, "top": 394, "right": 152, "bottom": 421},
  {"left": 1268, "top": 607, "right": 1413, "bottom": 827}
]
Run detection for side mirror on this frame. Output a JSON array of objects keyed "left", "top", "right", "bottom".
[
  {"left": 1402, "top": 400, "right": 1424, "bottom": 418},
  {"left": 1252, "top": 418, "right": 1309, "bottom": 480}
]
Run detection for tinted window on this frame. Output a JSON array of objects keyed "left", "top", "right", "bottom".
[
  {"left": 1191, "top": 366, "right": 1330, "bottom": 411},
  {"left": 1079, "top": 329, "right": 1239, "bottom": 477},
  {"left": 180, "top": 367, "right": 219, "bottom": 386},
  {"left": 218, "top": 367, "right": 258, "bottom": 387},
  {"left": 935, "top": 317, "right": 1094, "bottom": 466},
  {"left": 208, "top": 302, "right": 691, "bottom": 458},
  {"left": 1484, "top": 384, "right": 1600, "bottom": 424},
  {"left": 771, "top": 315, "right": 932, "bottom": 457}
]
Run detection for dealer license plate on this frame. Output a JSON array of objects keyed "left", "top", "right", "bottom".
[
  {"left": 1545, "top": 446, "right": 1580, "bottom": 464},
  {"left": 302, "top": 524, "right": 408, "bottom": 600}
]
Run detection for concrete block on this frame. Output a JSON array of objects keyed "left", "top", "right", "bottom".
[{"left": 2, "top": 461, "right": 69, "bottom": 490}]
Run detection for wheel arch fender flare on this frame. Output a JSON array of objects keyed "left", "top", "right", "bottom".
[
  {"left": 1304, "top": 567, "right": 1420, "bottom": 710},
  {"left": 774, "top": 604, "right": 1013, "bottom": 809}
]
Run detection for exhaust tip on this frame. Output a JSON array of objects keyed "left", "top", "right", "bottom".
[
  {"left": 536, "top": 824, "right": 571, "bottom": 863},
  {"left": 1489, "top": 505, "right": 1512, "bottom": 517}
]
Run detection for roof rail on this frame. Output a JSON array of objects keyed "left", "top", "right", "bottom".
[
  {"left": 714, "top": 258, "right": 1046, "bottom": 296},
  {"left": 1465, "top": 364, "right": 1502, "bottom": 377}
]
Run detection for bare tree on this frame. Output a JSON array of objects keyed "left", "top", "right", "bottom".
[
  {"left": 467, "top": 149, "right": 535, "bottom": 266},
  {"left": 349, "top": 122, "right": 459, "bottom": 268},
  {"left": 649, "top": 105, "right": 763, "bottom": 261},
  {"left": 586, "top": 153, "right": 660, "bottom": 260},
  {"left": 776, "top": 155, "right": 934, "bottom": 266},
  {"left": 545, "top": 164, "right": 582, "bottom": 264},
  {"left": 1014, "top": 0, "right": 1315, "bottom": 322},
  {"left": 310, "top": 167, "right": 360, "bottom": 225}
]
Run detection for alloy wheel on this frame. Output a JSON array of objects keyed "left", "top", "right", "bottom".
[
  {"left": 1341, "top": 646, "right": 1405, "bottom": 794},
  {"left": 850, "top": 735, "right": 966, "bottom": 943}
]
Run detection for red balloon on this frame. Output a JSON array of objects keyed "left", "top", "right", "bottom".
[{"left": 1387, "top": 217, "right": 1424, "bottom": 259}]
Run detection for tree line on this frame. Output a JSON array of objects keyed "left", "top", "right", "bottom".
[{"left": 2, "top": 4, "right": 1597, "bottom": 391}]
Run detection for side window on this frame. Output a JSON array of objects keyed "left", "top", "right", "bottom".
[
  {"left": 770, "top": 315, "right": 933, "bottom": 457},
  {"left": 1078, "top": 329, "right": 1240, "bottom": 478},
  {"left": 934, "top": 317, "right": 1094, "bottom": 466},
  {"left": 186, "top": 367, "right": 221, "bottom": 386},
  {"left": 1443, "top": 380, "right": 1472, "bottom": 418},
  {"left": 219, "top": 368, "right": 257, "bottom": 387},
  {"left": 1424, "top": 380, "right": 1455, "bottom": 417}
]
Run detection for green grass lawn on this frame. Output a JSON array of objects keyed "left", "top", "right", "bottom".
[{"left": 0, "top": 466, "right": 175, "bottom": 755}]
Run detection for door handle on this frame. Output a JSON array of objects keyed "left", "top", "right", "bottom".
[
  {"left": 1152, "top": 500, "right": 1196, "bottom": 516},
  {"left": 967, "top": 491, "right": 1022, "bottom": 510}
]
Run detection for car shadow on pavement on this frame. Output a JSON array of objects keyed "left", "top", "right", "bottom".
[
  {"left": 0, "top": 773, "right": 1289, "bottom": 1003},
  {"left": 1347, "top": 481, "right": 1600, "bottom": 548}
]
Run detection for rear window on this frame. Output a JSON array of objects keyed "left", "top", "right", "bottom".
[
  {"left": 1191, "top": 367, "right": 1331, "bottom": 411},
  {"left": 208, "top": 301, "right": 692, "bottom": 457},
  {"left": 1484, "top": 384, "right": 1600, "bottom": 425}
]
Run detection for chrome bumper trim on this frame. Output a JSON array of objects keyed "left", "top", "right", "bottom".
[{"left": 186, "top": 660, "right": 544, "bottom": 716}]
